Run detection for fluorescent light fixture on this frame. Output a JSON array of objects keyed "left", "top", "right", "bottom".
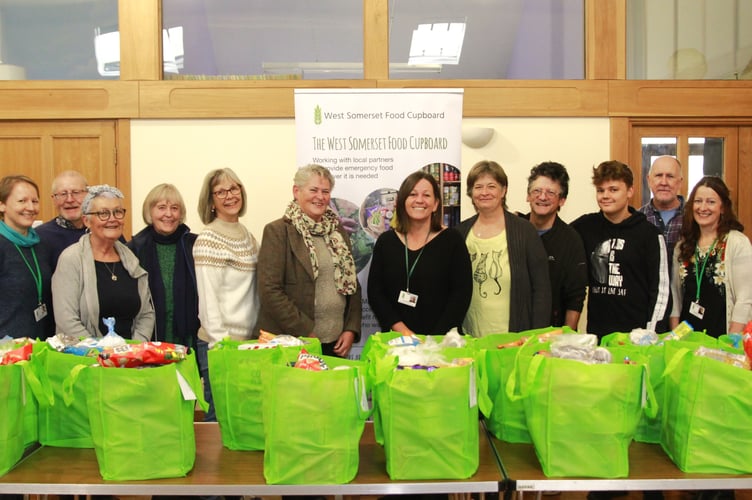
[
  {"left": 408, "top": 22, "right": 466, "bottom": 65},
  {"left": 262, "top": 62, "right": 442, "bottom": 76}
]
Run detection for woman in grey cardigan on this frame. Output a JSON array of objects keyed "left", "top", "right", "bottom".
[
  {"left": 52, "top": 185, "right": 154, "bottom": 340},
  {"left": 455, "top": 160, "right": 551, "bottom": 335}
]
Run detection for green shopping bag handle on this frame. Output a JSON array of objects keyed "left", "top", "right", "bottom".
[
  {"left": 505, "top": 335, "right": 541, "bottom": 402},
  {"left": 353, "top": 371, "right": 372, "bottom": 420},
  {"left": 473, "top": 355, "right": 493, "bottom": 417},
  {"left": 663, "top": 346, "right": 691, "bottom": 379},
  {"left": 62, "top": 363, "right": 90, "bottom": 407},
  {"left": 641, "top": 364, "right": 658, "bottom": 418},
  {"left": 18, "top": 359, "right": 55, "bottom": 408}
]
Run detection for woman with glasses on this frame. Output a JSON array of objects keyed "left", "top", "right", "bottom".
[
  {"left": 194, "top": 168, "right": 259, "bottom": 421},
  {"left": 52, "top": 184, "right": 155, "bottom": 340},
  {"left": 0, "top": 175, "right": 55, "bottom": 339},
  {"left": 254, "top": 164, "right": 361, "bottom": 357},
  {"left": 455, "top": 160, "right": 551, "bottom": 336}
]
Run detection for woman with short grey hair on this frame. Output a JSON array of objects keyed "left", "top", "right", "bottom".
[{"left": 52, "top": 184, "right": 155, "bottom": 339}]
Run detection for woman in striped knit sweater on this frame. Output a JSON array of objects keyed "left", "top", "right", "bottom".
[{"left": 193, "top": 167, "right": 259, "bottom": 421}]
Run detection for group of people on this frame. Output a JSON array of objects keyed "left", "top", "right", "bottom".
[
  {"left": 368, "top": 156, "right": 752, "bottom": 341},
  {"left": 1, "top": 157, "right": 750, "bottom": 418}
]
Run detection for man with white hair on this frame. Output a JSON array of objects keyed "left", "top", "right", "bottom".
[
  {"left": 639, "top": 155, "right": 684, "bottom": 265},
  {"left": 36, "top": 170, "right": 88, "bottom": 266}
]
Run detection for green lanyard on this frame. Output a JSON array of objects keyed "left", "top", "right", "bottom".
[
  {"left": 693, "top": 239, "right": 717, "bottom": 303},
  {"left": 14, "top": 244, "right": 43, "bottom": 304},
  {"left": 403, "top": 230, "right": 430, "bottom": 292}
]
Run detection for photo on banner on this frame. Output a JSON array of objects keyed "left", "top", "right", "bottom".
[{"left": 294, "top": 88, "right": 463, "bottom": 358}]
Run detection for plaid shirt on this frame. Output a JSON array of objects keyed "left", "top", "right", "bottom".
[{"left": 639, "top": 195, "right": 684, "bottom": 263}]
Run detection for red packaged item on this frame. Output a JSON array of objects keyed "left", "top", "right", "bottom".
[
  {"left": 98, "top": 341, "right": 187, "bottom": 368},
  {"left": 0, "top": 342, "right": 33, "bottom": 365},
  {"left": 294, "top": 349, "right": 328, "bottom": 371}
]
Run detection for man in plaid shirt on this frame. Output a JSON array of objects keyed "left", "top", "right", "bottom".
[{"left": 639, "top": 155, "right": 684, "bottom": 267}]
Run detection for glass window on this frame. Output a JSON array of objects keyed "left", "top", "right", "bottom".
[
  {"left": 628, "top": 0, "right": 752, "bottom": 79},
  {"left": 388, "top": 0, "right": 584, "bottom": 80},
  {"left": 640, "top": 136, "right": 725, "bottom": 206},
  {"left": 161, "top": 0, "right": 363, "bottom": 80},
  {"left": 0, "top": 0, "right": 117, "bottom": 80}
]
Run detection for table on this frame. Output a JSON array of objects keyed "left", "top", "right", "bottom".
[
  {"left": 0, "top": 422, "right": 504, "bottom": 497},
  {"left": 491, "top": 437, "right": 752, "bottom": 498}
]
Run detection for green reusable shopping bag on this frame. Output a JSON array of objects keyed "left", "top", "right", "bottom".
[
  {"left": 262, "top": 355, "right": 370, "bottom": 484},
  {"left": 661, "top": 345, "right": 752, "bottom": 474},
  {"left": 501, "top": 328, "right": 580, "bottom": 444},
  {"left": 0, "top": 364, "right": 24, "bottom": 476},
  {"left": 209, "top": 337, "right": 321, "bottom": 451},
  {"left": 522, "top": 352, "right": 654, "bottom": 478},
  {"left": 32, "top": 343, "right": 96, "bottom": 448},
  {"left": 477, "top": 327, "right": 572, "bottom": 443},
  {"left": 69, "top": 350, "right": 208, "bottom": 481},
  {"left": 601, "top": 331, "right": 719, "bottom": 443},
  {"left": 371, "top": 351, "right": 489, "bottom": 480}
]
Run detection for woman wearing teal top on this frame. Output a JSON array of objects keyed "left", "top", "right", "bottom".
[{"left": 0, "top": 175, "right": 54, "bottom": 339}]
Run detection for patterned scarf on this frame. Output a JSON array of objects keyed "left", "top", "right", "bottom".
[{"left": 285, "top": 201, "right": 357, "bottom": 295}]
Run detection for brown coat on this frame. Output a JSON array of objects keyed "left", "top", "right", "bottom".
[{"left": 253, "top": 217, "right": 362, "bottom": 341}]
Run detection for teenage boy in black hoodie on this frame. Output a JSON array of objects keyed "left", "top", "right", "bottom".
[{"left": 572, "top": 160, "right": 670, "bottom": 338}]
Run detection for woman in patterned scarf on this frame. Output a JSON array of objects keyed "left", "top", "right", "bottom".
[{"left": 254, "top": 164, "right": 361, "bottom": 358}]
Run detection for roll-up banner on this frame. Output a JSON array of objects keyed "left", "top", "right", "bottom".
[{"left": 295, "top": 88, "right": 463, "bottom": 358}]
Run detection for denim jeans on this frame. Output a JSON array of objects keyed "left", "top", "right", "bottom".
[{"left": 195, "top": 339, "right": 216, "bottom": 422}]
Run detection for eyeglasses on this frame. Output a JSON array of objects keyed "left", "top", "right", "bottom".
[
  {"left": 52, "top": 189, "right": 87, "bottom": 200},
  {"left": 212, "top": 185, "right": 241, "bottom": 199},
  {"left": 530, "top": 188, "right": 561, "bottom": 198},
  {"left": 86, "top": 208, "right": 127, "bottom": 221}
]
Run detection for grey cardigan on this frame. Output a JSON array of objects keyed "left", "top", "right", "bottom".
[
  {"left": 455, "top": 210, "right": 552, "bottom": 332},
  {"left": 52, "top": 234, "right": 155, "bottom": 340}
]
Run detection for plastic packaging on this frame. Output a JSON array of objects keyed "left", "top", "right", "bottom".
[
  {"left": 694, "top": 346, "right": 750, "bottom": 370},
  {"left": 629, "top": 328, "right": 659, "bottom": 346},
  {"left": 664, "top": 320, "right": 693, "bottom": 341}
]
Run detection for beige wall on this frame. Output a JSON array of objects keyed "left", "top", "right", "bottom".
[{"left": 130, "top": 117, "right": 609, "bottom": 240}]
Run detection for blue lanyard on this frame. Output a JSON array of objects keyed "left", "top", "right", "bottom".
[{"left": 693, "top": 239, "right": 717, "bottom": 303}]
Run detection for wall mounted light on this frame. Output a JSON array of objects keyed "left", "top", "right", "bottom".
[{"left": 461, "top": 127, "right": 495, "bottom": 148}]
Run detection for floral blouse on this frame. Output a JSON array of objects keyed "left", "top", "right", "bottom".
[{"left": 677, "top": 237, "right": 727, "bottom": 337}]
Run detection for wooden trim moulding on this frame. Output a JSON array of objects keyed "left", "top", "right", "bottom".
[
  {"left": 609, "top": 80, "right": 752, "bottom": 117},
  {"left": 0, "top": 81, "right": 140, "bottom": 120}
]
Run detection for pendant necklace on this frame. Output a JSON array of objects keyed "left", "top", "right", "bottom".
[{"left": 103, "top": 261, "right": 118, "bottom": 281}]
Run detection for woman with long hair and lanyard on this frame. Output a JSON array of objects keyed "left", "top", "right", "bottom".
[
  {"left": 670, "top": 175, "right": 752, "bottom": 337},
  {"left": 367, "top": 170, "right": 472, "bottom": 335}
]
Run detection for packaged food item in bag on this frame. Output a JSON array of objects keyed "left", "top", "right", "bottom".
[
  {"left": 293, "top": 349, "right": 328, "bottom": 371},
  {"left": 98, "top": 342, "right": 188, "bottom": 368},
  {"left": 0, "top": 337, "right": 33, "bottom": 365}
]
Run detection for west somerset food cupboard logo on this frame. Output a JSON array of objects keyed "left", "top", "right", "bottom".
[{"left": 314, "top": 105, "right": 322, "bottom": 125}]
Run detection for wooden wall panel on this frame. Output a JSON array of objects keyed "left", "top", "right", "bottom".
[
  {"left": 0, "top": 82, "right": 139, "bottom": 119},
  {"left": 378, "top": 81, "right": 610, "bottom": 117},
  {"left": 586, "top": 0, "right": 626, "bottom": 80},
  {"left": 138, "top": 81, "right": 377, "bottom": 118},
  {"left": 363, "top": 0, "right": 389, "bottom": 81},
  {"left": 609, "top": 81, "right": 752, "bottom": 117}
]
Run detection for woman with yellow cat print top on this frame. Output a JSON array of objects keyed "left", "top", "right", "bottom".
[{"left": 455, "top": 160, "right": 551, "bottom": 336}]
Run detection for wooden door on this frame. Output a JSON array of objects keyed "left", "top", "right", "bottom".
[
  {"left": 0, "top": 120, "right": 124, "bottom": 232},
  {"left": 622, "top": 123, "right": 749, "bottom": 235}
]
